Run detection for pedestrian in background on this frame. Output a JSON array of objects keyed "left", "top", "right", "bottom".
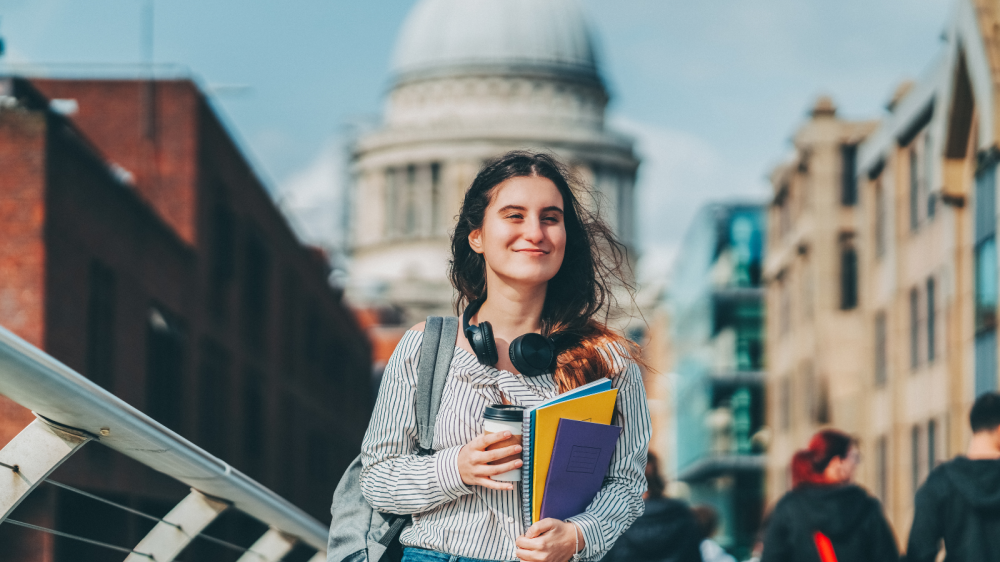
[
  {"left": 602, "top": 452, "right": 702, "bottom": 562},
  {"left": 761, "top": 429, "right": 898, "bottom": 562},
  {"left": 905, "top": 392, "right": 1000, "bottom": 562},
  {"left": 692, "top": 505, "right": 736, "bottom": 562}
]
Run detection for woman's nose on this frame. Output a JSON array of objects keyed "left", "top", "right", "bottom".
[{"left": 522, "top": 217, "right": 545, "bottom": 241}]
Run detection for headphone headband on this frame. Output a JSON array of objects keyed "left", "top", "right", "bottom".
[{"left": 462, "top": 296, "right": 556, "bottom": 377}]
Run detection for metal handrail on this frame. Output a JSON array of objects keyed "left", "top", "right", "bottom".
[{"left": 0, "top": 324, "right": 327, "bottom": 550}]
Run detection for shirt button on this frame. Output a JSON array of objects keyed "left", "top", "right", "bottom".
[{"left": 508, "top": 516, "right": 514, "bottom": 523}]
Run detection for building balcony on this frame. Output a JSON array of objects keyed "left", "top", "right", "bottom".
[{"left": 677, "top": 453, "right": 767, "bottom": 483}]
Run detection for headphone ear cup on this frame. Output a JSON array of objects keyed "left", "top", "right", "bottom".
[
  {"left": 479, "top": 321, "right": 499, "bottom": 366},
  {"left": 509, "top": 333, "right": 555, "bottom": 377}
]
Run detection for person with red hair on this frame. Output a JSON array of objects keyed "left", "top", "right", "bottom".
[{"left": 761, "top": 429, "right": 899, "bottom": 562}]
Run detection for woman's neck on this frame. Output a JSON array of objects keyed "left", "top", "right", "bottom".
[{"left": 477, "top": 284, "right": 547, "bottom": 337}]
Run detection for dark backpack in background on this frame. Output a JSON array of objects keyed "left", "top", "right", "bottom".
[{"left": 327, "top": 316, "right": 459, "bottom": 562}]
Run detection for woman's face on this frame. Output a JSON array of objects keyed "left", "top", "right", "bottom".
[
  {"left": 826, "top": 445, "right": 861, "bottom": 484},
  {"left": 468, "top": 175, "right": 566, "bottom": 290}
]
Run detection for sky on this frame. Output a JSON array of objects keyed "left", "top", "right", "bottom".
[{"left": 0, "top": 0, "right": 954, "bottom": 280}]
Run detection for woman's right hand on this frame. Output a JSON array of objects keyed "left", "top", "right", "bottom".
[{"left": 457, "top": 431, "right": 523, "bottom": 491}]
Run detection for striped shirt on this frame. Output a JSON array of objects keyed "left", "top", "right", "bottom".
[{"left": 360, "top": 329, "right": 652, "bottom": 561}]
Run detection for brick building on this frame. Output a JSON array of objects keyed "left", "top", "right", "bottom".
[{"left": 0, "top": 76, "right": 372, "bottom": 560}]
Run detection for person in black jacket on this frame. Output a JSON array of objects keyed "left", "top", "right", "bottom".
[
  {"left": 905, "top": 392, "right": 1000, "bottom": 562},
  {"left": 602, "top": 452, "right": 703, "bottom": 562},
  {"left": 762, "top": 429, "right": 899, "bottom": 562}
]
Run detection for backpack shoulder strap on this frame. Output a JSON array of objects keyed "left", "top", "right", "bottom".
[{"left": 415, "top": 316, "right": 459, "bottom": 454}]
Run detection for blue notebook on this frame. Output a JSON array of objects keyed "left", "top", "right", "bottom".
[{"left": 539, "top": 418, "right": 622, "bottom": 521}]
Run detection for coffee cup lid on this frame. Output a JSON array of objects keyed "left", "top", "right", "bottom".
[{"left": 484, "top": 404, "right": 524, "bottom": 422}]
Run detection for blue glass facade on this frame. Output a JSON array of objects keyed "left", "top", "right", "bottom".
[{"left": 669, "top": 203, "right": 766, "bottom": 558}]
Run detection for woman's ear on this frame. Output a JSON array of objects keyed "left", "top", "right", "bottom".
[{"left": 468, "top": 228, "right": 484, "bottom": 254}]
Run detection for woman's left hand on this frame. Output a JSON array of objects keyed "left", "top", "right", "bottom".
[{"left": 515, "top": 519, "right": 584, "bottom": 562}]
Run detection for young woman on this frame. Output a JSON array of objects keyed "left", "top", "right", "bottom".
[
  {"left": 762, "top": 430, "right": 898, "bottom": 562},
  {"left": 359, "top": 151, "right": 651, "bottom": 562}
]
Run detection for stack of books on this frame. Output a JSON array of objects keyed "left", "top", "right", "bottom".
[{"left": 520, "top": 378, "right": 623, "bottom": 525}]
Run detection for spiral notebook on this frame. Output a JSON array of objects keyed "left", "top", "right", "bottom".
[{"left": 520, "top": 378, "right": 617, "bottom": 526}]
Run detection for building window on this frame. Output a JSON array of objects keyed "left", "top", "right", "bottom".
[
  {"left": 242, "top": 228, "right": 270, "bottom": 351},
  {"left": 910, "top": 287, "right": 920, "bottom": 371},
  {"left": 146, "top": 306, "right": 186, "bottom": 433},
  {"left": 926, "top": 134, "right": 937, "bottom": 219},
  {"left": 975, "top": 163, "right": 998, "bottom": 395},
  {"left": 780, "top": 275, "right": 791, "bottom": 336},
  {"left": 875, "top": 311, "right": 888, "bottom": 387},
  {"left": 405, "top": 164, "right": 417, "bottom": 236},
  {"left": 779, "top": 376, "right": 791, "bottom": 431},
  {"left": 208, "top": 202, "right": 235, "bottom": 320},
  {"left": 840, "top": 245, "right": 858, "bottom": 310},
  {"left": 874, "top": 180, "right": 888, "bottom": 259},
  {"left": 910, "top": 147, "right": 920, "bottom": 231},
  {"left": 975, "top": 238, "right": 998, "bottom": 334},
  {"left": 927, "top": 277, "right": 936, "bottom": 363},
  {"left": 928, "top": 419, "right": 937, "bottom": 472},
  {"left": 876, "top": 435, "right": 889, "bottom": 505},
  {"left": 198, "top": 339, "right": 230, "bottom": 456},
  {"left": 430, "top": 162, "right": 441, "bottom": 234},
  {"left": 385, "top": 167, "right": 398, "bottom": 237},
  {"left": 841, "top": 144, "right": 858, "bottom": 206},
  {"left": 86, "top": 260, "right": 116, "bottom": 390},
  {"left": 912, "top": 425, "right": 922, "bottom": 494},
  {"left": 801, "top": 257, "right": 813, "bottom": 320},
  {"left": 243, "top": 367, "right": 265, "bottom": 480}
]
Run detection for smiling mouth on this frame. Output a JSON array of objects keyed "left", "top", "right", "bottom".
[{"left": 516, "top": 249, "right": 548, "bottom": 255}]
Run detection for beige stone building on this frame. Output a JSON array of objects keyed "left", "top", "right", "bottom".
[
  {"left": 347, "top": 0, "right": 639, "bottom": 325},
  {"left": 765, "top": 0, "right": 1000, "bottom": 538},
  {"left": 764, "top": 98, "right": 877, "bottom": 501}
]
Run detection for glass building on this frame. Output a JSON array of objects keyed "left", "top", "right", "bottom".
[{"left": 668, "top": 202, "right": 766, "bottom": 559}]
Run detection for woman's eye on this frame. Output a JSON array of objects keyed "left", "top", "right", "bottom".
[
  {"left": 506, "top": 214, "right": 524, "bottom": 220},
  {"left": 543, "top": 216, "right": 560, "bottom": 223}
]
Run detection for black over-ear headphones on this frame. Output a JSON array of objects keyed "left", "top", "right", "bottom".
[{"left": 462, "top": 297, "right": 558, "bottom": 377}]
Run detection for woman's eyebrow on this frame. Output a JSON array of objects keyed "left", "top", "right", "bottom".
[{"left": 496, "top": 204, "right": 564, "bottom": 214}]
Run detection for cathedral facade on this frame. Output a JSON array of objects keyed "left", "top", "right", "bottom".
[{"left": 346, "top": 0, "right": 641, "bottom": 324}]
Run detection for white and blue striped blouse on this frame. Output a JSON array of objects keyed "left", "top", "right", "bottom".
[{"left": 359, "top": 329, "right": 652, "bottom": 561}]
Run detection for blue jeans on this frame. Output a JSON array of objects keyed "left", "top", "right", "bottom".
[{"left": 401, "top": 547, "right": 512, "bottom": 562}]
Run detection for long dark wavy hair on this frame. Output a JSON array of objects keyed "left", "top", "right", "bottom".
[{"left": 450, "top": 150, "right": 641, "bottom": 391}]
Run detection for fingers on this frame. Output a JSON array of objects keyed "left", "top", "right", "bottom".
[
  {"left": 515, "top": 548, "right": 545, "bottom": 562},
  {"left": 483, "top": 443, "right": 522, "bottom": 463},
  {"left": 475, "top": 430, "right": 514, "bottom": 450},
  {"left": 486, "top": 458, "right": 523, "bottom": 477},
  {"left": 472, "top": 476, "right": 516, "bottom": 491},
  {"left": 524, "top": 518, "right": 557, "bottom": 539}
]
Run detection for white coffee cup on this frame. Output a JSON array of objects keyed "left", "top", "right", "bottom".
[{"left": 483, "top": 405, "right": 524, "bottom": 482}]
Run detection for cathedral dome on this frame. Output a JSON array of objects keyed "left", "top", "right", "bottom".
[{"left": 391, "top": 0, "right": 600, "bottom": 84}]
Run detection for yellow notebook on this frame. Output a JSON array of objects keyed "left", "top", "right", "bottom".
[{"left": 531, "top": 388, "right": 618, "bottom": 522}]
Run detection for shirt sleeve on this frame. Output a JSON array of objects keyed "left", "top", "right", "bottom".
[
  {"left": 567, "top": 345, "right": 652, "bottom": 561},
  {"left": 359, "top": 330, "right": 473, "bottom": 515}
]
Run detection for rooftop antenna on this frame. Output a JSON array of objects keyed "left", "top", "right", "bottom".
[{"left": 142, "top": 0, "right": 155, "bottom": 139}]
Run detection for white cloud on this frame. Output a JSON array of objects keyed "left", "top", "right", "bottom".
[
  {"left": 612, "top": 116, "right": 767, "bottom": 282},
  {"left": 276, "top": 138, "right": 348, "bottom": 253}
]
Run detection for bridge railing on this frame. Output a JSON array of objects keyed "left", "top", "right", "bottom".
[{"left": 0, "top": 324, "right": 328, "bottom": 561}]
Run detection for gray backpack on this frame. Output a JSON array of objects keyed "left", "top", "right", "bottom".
[{"left": 327, "top": 316, "right": 459, "bottom": 562}]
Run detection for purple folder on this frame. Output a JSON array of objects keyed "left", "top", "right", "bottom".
[{"left": 539, "top": 419, "right": 622, "bottom": 521}]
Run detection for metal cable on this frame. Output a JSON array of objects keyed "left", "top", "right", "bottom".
[
  {"left": 192, "top": 531, "right": 252, "bottom": 554},
  {"left": 41, "top": 478, "right": 253, "bottom": 553},
  {"left": 0, "top": 460, "right": 18, "bottom": 472},
  {"left": 44, "top": 479, "right": 182, "bottom": 530},
  {"left": 4, "top": 518, "right": 154, "bottom": 559}
]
